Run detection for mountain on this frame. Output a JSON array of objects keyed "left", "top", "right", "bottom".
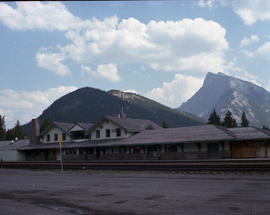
[
  {"left": 179, "top": 72, "right": 270, "bottom": 127},
  {"left": 108, "top": 89, "right": 204, "bottom": 124},
  {"left": 23, "top": 87, "right": 204, "bottom": 134}
]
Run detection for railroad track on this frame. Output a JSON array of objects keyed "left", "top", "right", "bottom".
[{"left": 1, "top": 159, "right": 270, "bottom": 171}]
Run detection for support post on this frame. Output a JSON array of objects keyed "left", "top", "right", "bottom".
[
  {"left": 60, "top": 147, "right": 63, "bottom": 173},
  {"left": 59, "top": 136, "right": 63, "bottom": 173}
]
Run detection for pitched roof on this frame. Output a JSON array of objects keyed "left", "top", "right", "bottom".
[
  {"left": 21, "top": 125, "right": 235, "bottom": 150},
  {"left": 40, "top": 121, "right": 74, "bottom": 136},
  {"left": 54, "top": 121, "right": 74, "bottom": 132},
  {"left": 119, "top": 124, "right": 235, "bottom": 145},
  {"left": 104, "top": 116, "right": 161, "bottom": 132},
  {"left": 18, "top": 139, "right": 122, "bottom": 150},
  {"left": 0, "top": 139, "right": 29, "bottom": 151},
  {"left": 76, "top": 122, "right": 93, "bottom": 131},
  {"left": 228, "top": 127, "right": 270, "bottom": 140},
  {"left": 13, "top": 125, "right": 270, "bottom": 151}
]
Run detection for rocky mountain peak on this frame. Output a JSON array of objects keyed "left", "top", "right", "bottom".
[{"left": 179, "top": 72, "right": 270, "bottom": 127}]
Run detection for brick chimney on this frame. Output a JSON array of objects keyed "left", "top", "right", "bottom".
[{"left": 29, "top": 118, "right": 40, "bottom": 145}]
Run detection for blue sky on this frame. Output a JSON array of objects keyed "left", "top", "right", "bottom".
[{"left": 1, "top": 0, "right": 270, "bottom": 128}]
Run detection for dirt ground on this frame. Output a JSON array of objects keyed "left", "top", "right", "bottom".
[{"left": 0, "top": 169, "right": 270, "bottom": 215}]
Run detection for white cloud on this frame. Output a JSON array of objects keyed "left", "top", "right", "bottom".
[
  {"left": 145, "top": 74, "right": 204, "bottom": 108},
  {"left": 233, "top": 0, "right": 270, "bottom": 25},
  {"left": 149, "top": 52, "right": 225, "bottom": 75},
  {"left": 39, "top": 16, "right": 228, "bottom": 78},
  {"left": 265, "top": 82, "right": 270, "bottom": 92},
  {"left": 240, "top": 35, "right": 259, "bottom": 47},
  {"left": 1, "top": 2, "right": 229, "bottom": 79},
  {"left": 36, "top": 51, "right": 70, "bottom": 76},
  {"left": 223, "top": 57, "right": 262, "bottom": 85},
  {"left": 0, "top": 86, "right": 77, "bottom": 128},
  {"left": 243, "top": 41, "right": 270, "bottom": 60},
  {"left": 256, "top": 41, "right": 270, "bottom": 57},
  {"left": 198, "top": 0, "right": 214, "bottom": 8},
  {"left": 225, "top": 59, "right": 263, "bottom": 86},
  {"left": 197, "top": 0, "right": 227, "bottom": 9},
  {"left": 81, "top": 64, "right": 93, "bottom": 75},
  {"left": 81, "top": 63, "right": 120, "bottom": 82},
  {"left": 96, "top": 64, "right": 120, "bottom": 82},
  {"left": 0, "top": 2, "right": 85, "bottom": 31},
  {"left": 241, "top": 49, "right": 255, "bottom": 58},
  {"left": 235, "top": 72, "right": 262, "bottom": 87}
]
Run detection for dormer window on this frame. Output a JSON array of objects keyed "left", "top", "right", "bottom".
[
  {"left": 54, "top": 133, "right": 58, "bottom": 142},
  {"left": 116, "top": 128, "right": 121, "bottom": 137},
  {"left": 96, "top": 130, "right": 100, "bottom": 138},
  {"left": 46, "top": 134, "right": 50, "bottom": 142},
  {"left": 106, "top": 129, "right": 110, "bottom": 138}
]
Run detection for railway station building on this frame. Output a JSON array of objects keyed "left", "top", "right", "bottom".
[{"left": 1, "top": 115, "right": 270, "bottom": 161}]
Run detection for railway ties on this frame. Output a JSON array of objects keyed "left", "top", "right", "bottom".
[{"left": 1, "top": 159, "right": 270, "bottom": 172}]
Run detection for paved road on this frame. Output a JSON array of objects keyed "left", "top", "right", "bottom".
[{"left": 0, "top": 169, "right": 270, "bottom": 215}]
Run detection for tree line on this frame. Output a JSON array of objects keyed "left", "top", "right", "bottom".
[
  {"left": 207, "top": 109, "right": 270, "bottom": 130},
  {"left": 0, "top": 115, "right": 26, "bottom": 141},
  {"left": 207, "top": 109, "right": 249, "bottom": 127},
  {"left": 0, "top": 116, "right": 53, "bottom": 141}
]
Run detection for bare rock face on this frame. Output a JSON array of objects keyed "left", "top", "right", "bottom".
[{"left": 179, "top": 72, "right": 270, "bottom": 127}]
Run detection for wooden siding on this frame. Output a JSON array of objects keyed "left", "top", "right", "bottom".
[
  {"left": 232, "top": 141, "right": 256, "bottom": 158},
  {"left": 258, "top": 143, "right": 270, "bottom": 158}
]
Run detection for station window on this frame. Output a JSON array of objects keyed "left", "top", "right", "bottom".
[
  {"left": 62, "top": 133, "right": 66, "bottom": 141},
  {"left": 197, "top": 143, "right": 201, "bottom": 152},
  {"left": 106, "top": 129, "right": 110, "bottom": 138},
  {"left": 54, "top": 133, "right": 58, "bottom": 141},
  {"left": 221, "top": 143, "right": 225, "bottom": 151},
  {"left": 88, "top": 148, "right": 94, "bottom": 154},
  {"left": 46, "top": 134, "right": 50, "bottom": 142},
  {"left": 119, "top": 146, "right": 127, "bottom": 153},
  {"left": 116, "top": 128, "right": 121, "bottom": 137},
  {"left": 167, "top": 144, "right": 177, "bottom": 152},
  {"left": 96, "top": 130, "right": 100, "bottom": 138}
]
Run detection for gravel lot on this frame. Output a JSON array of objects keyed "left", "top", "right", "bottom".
[{"left": 0, "top": 169, "right": 270, "bottom": 215}]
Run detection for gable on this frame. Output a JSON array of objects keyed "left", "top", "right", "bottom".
[
  {"left": 70, "top": 124, "right": 84, "bottom": 132},
  {"left": 90, "top": 119, "right": 130, "bottom": 140},
  {"left": 43, "top": 126, "right": 64, "bottom": 136}
]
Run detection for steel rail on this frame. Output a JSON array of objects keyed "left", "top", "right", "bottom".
[{"left": 1, "top": 160, "right": 270, "bottom": 171}]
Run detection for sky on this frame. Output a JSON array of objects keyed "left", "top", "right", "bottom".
[{"left": 1, "top": 0, "right": 270, "bottom": 128}]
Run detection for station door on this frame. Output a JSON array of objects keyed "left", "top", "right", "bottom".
[{"left": 208, "top": 143, "right": 219, "bottom": 159}]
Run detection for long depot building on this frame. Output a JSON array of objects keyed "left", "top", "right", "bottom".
[{"left": 1, "top": 114, "right": 270, "bottom": 162}]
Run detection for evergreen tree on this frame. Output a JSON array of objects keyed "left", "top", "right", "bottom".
[
  {"left": 40, "top": 117, "right": 51, "bottom": 134},
  {"left": 232, "top": 118, "right": 237, "bottom": 128},
  {"left": 207, "top": 109, "right": 221, "bottom": 125},
  {"left": 222, "top": 110, "right": 237, "bottom": 128},
  {"left": 241, "top": 112, "right": 249, "bottom": 127},
  {"left": 262, "top": 125, "right": 270, "bottom": 131},
  {"left": 6, "top": 128, "right": 14, "bottom": 141},
  {"left": 0, "top": 115, "right": 6, "bottom": 140},
  {"left": 7, "top": 120, "right": 26, "bottom": 140},
  {"left": 162, "top": 121, "right": 168, "bottom": 128}
]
